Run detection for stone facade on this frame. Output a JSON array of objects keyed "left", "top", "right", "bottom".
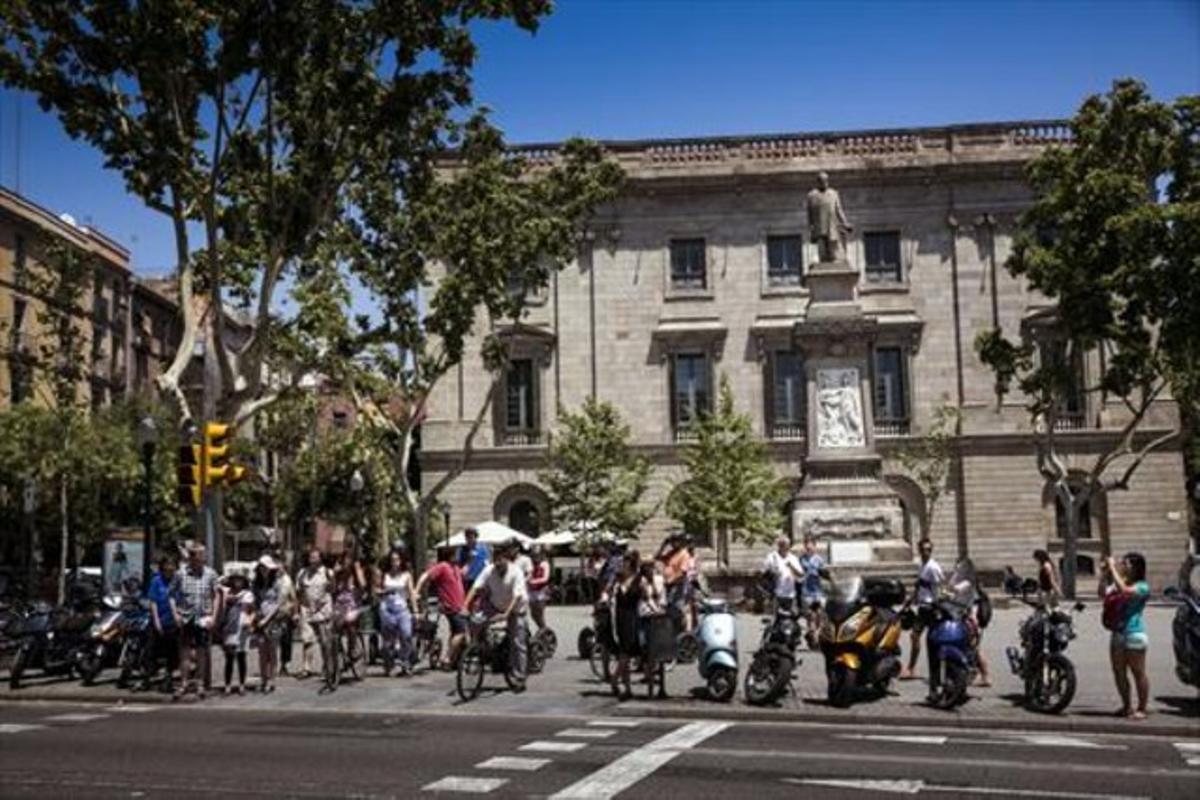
[{"left": 422, "top": 121, "right": 1189, "bottom": 588}]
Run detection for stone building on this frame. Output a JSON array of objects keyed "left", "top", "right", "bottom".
[
  {"left": 421, "top": 120, "right": 1190, "bottom": 588},
  {"left": 0, "top": 187, "right": 178, "bottom": 410}
]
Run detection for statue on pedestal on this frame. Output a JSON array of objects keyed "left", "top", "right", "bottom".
[{"left": 806, "top": 171, "right": 853, "bottom": 263}]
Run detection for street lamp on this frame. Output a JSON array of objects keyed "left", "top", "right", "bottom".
[
  {"left": 442, "top": 500, "right": 452, "bottom": 548},
  {"left": 136, "top": 415, "right": 159, "bottom": 591}
]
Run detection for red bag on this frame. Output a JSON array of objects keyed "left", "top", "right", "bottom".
[{"left": 1101, "top": 590, "right": 1127, "bottom": 632}]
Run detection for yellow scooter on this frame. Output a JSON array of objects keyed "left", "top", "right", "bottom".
[{"left": 817, "top": 575, "right": 907, "bottom": 707}]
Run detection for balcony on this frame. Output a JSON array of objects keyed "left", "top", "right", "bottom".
[
  {"left": 673, "top": 427, "right": 700, "bottom": 443},
  {"left": 769, "top": 421, "right": 805, "bottom": 440},
  {"left": 501, "top": 429, "right": 542, "bottom": 447},
  {"left": 1053, "top": 412, "right": 1086, "bottom": 432},
  {"left": 874, "top": 418, "right": 911, "bottom": 437},
  {"left": 766, "top": 269, "right": 804, "bottom": 289}
]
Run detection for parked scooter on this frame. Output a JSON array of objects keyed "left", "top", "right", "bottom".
[
  {"left": 1164, "top": 554, "right": 1200, "bottom": 692},
  {"left": 744, "top": 599, "right": 802, "bottom": 705},
  {"left": 694, "top": 593, "right": 738, "bottom": 702},
  {"left": 819, "top": 575, "right": 907, "bottom": 708},
  {"left": 115, "top": 600, "right": 154, "bottom": 689},
  {"left": 77, "top": 593, "right": 129, "bottom": 685},
  {"left": 917, "top": 559, "right": 981, "bottom": 710},
  {"left": 8, "top": 600, "right": 99, "bottom": 689},
  {"left": 1004, "top": 576, "right": 1083, "bottom": 713}
]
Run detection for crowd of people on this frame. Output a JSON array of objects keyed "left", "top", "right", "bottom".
[
  {"left": 135, "top": 526, "right": 559, "bottom": 701},
  {"left": 101, "top": 524, "right": 1163, "bottom": 718}
]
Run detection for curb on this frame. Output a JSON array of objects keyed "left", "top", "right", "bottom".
[
  {"left": 0, "top": 690, "right": 175, "bottom": 706},
  {"left": 611, "top": 702, "right": 1199, "bottom": 738}
]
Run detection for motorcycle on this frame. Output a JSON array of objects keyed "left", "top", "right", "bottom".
[
  {"left": 1164, "top": 554, "right": 1200, "bottom": 691},
  {"left": 8, "top": 600, "right": 99, "bottom": 689},
  {"left": 694, "top": 594, "right": 738, "bottom": 702},
  {"left": 1004, "top": 576, "right": 1082, "bottom": 714},
  {"left": 744, "top": 600, "right": 802, "bottom": 706},
  {"left": 115, "top": 601, "right": 155, "bottom": 689},
  {"left": 77, "top": 594, "right": 129, "bottom": 685},
  {"left": 820, "top": 575, "right": 907, "bottom": 708}
]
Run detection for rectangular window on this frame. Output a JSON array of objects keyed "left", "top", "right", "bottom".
[
  {"left": 864, "top": 231, "right": 902, "bottom": 283},
  {"left": 671, "top": 352, "right": 710, "bottom": 437},
  {"left": 669, "top": 238, "right": 707, "bottom": 291},
  {"left": 771, "top": 350, "right": 805, "bottom": 438},
  {"left": 766, "top": 235, "right": 804, "bottom": 287},
  {"left": 505, "top": 358, "right": 538, "bottom": 438},
  {"left": 14, "top": 234, "right": 27, "bottom": 286},
  {"left": 135, "top": 349, "right": 149, "bottom": 391},
  {"left": 10, "top": 361, "right": 31, "bottom": 404},
  {"left": 873, "top": 347, "right": 909, "bottom": 432},
  {"left": 1040, "top": 340, "right": 1086, "bottom": 429}
]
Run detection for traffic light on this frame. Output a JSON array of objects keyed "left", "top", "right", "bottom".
[
  {"left": 202, "top": 422, "right": 233, "bottom": 485},
  {"left": 177, "top": 443, "right": 202, "bottom": 508}
]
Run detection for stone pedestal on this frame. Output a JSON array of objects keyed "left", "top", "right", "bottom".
[{"left": 792, "top": 260, "right": 911, "bottom": 574}]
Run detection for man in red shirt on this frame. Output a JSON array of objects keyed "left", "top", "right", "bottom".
[{"left": 415, "top": 547, "right": 468, "bottom": 667}]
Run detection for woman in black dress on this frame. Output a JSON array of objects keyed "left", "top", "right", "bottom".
[{"left": 612, "top": 550, "right": 642, "bottom": 700}]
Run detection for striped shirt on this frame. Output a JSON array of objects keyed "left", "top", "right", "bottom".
[{"left": 171, "top": 565, "right": 219, "bottom": 621}]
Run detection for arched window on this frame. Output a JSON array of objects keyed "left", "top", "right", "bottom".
[{"left": 493, "top": 483, "right": 550, "bottom": 537}]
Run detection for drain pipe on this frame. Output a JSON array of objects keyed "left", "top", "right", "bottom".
[{"left": 947, "top": 211, "right": 970, "bottom": 560}]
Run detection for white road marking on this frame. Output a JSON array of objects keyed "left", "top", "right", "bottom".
[
  {"left": 839, "top": 734, "right": 949, "bottom": 746},
  {"left": 0, "top": 723, "right": 45, "bottom": 734},
  {"left": 475, "top": 756, "right": 550, "bottom": 772},
  {"left": 1175, "top": 742, "right": 1200, "bottom": 766},
  {"left": 786, "top": 777, "right": 1150, "bottom": 799},
  {"left": 586, "top": 719, "right": 640, "bottom": 728},
  {"left": 106, "top": 704, "right": 156, "bottom": 713},
  {"left": 43, "top": 713, "right": 108, "bottom": 723},
  {"left": 520, "top": 740, "right": 589, "bottom": 753},
  {"left": 1014, "top": 734, "right": 1115, "bottom": 750},
  {"left": 557, "top": 727, "right": 617, "bottom": 739},
  {"left": 422, "top": 776, "right": 508, "bottom": 793},
  {"left": 550, "top": 720, "right": 731, "bottom": 800}
]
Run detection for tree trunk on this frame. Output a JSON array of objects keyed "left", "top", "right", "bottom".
[
  {"left": 717, "top": 524, "right": 729, "bottom": 570},
  {"left": 1058, "top": 483, "right": 1089, "bottom": 600},
  {"left": 412, "top": 507, "right": 429, "bottom": 573}
]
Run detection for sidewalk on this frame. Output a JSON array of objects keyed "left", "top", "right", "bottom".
[{"left": 2, "top": 605, "right": 1196, "bottom": 736}]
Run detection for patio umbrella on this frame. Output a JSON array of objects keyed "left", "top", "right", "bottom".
[{"left": 445, "top": 520, "right": 535, "bottom": 548}]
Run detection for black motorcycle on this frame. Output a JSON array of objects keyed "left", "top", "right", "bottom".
[
  {"left": 743, "top": 601, "right": 802, "bottom": 706},
  {"left": 8, "top": 600, "right": 99, "bottom": 689},
  {"left": 1004, "top": 576, "right": 1082, "bottom": 714},
  {"left": 1164, "top": 554, "right": 1200, "bottom": 692}
]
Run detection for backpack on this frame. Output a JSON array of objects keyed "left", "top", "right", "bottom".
[{"left": 1101, "top": 590, "right": 1127, "bottom": 632}]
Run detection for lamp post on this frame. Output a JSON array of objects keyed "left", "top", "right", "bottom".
[
  {"left": 442, "top": 500, "right": 452, "bottom": 549},
  {"left": 349, "top": 468, "right": 365, "bottom": 558},
  {"left": 136, "top": 415, "right": 159, "bottom": 591}
]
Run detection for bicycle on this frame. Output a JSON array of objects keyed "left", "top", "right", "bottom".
[
  {"left": 456, "top": 612, "right": 543, "bottom": 701},
  {"left": 413, "top": 599, "right": 443, "bottom": 671}
]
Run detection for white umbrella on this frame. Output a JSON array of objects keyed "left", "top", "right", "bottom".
[
  {"left": 535, "top": 529, "right": 577, "bottom": 547},
  {"left": 445, "top": 520, "right": 535, "bottom": 548}
]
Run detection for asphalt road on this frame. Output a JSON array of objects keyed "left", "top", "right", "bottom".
[{"left": 1, "top": 700, "right": 1197, "bottom": 799}]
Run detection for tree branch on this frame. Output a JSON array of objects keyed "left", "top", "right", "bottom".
[
  {"left": 154, "top": 188, "right": 199, "bottom": 421},
  {"left": 1102, "top": 429, "right": 1177, "bottom": 492},
  {"left": 420, "top": 373, "right": 500, "bottom": 512}
]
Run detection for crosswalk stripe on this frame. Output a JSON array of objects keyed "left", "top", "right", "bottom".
[
  {"left": 520, "top": 740, "right": 589, "bottom": 753},
  {"left": 587, "top": 719, "right": 640, "bottom": 728},
  {"left": 1175, "top": 742, "right": 1200, "bottom": 766},
  {"left": 0, "top": 723, "right": 45, "bottom": 734},
  {"left": 475, "top": 756, "right": 550, "bottom": 771},
  {"left": 557, "top": 728, "right": 617, "bottom": 739},
  {"left": 43, "top": 713, "right": 108, "bottom": 723},
  {"left": 106, "top": 705, "right": 156, "bottom": 713},
  {"left": 423, "top": 776, "right": 508, "bottom": 793}
]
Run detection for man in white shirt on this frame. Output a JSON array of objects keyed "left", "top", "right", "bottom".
[
  {"left": 465, "top": 542, "right": 529, "bottom": 690},
  {"left": 762, "top": 536, "right": 804, "bottom": 612},
  {"left": 901, "top": 538, "right": 944, "bottom": 680}
]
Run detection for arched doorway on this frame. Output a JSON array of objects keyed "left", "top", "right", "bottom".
[{"left": 493, "top": 483, "right": 551, "bottom": 537}]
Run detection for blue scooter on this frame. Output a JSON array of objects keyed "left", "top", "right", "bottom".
[
  {"left": 926, "top": 596, "right": 978, "bottom": 709},
  {"left": 695, "top": 595, "right": 738, "bottom": 702}
]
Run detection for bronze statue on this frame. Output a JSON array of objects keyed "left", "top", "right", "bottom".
[{"left": 806, "top": 171, "right": 853, "bottom": 263}]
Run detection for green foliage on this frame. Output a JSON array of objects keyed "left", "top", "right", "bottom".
[
  {"left": 893, "top": 403, "right": 960, "bottom": 534},
  {"left": 978, "top": 79, "right": 1200, "bottom": 418},
  {"left": 667, "top": 376, "right": 786, "bottom": 548},
  {"left": 540, "top": 398, "right": 653, "bottom": 541}
]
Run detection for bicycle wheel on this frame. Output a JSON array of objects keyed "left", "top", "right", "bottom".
[
  {"left": 427, "top": 638, "right": 443, "bottom": 671},
  {"left": 535, "top": 628, "right": 558, "bottom": 659},
  {"left": 456, "top": 644, "right": 485, "bottom": 702},
  {"left": 527, "top": 640, "right": 546, "bottom": 675},
  {"left": 346, "top": 632, "right": 367, "bottom": 681}
]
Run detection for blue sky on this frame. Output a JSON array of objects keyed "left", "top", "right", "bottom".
[{"left": 0, "top": 0, "right": 1196, "bottom": 275}]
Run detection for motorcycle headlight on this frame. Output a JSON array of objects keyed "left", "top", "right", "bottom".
[{"left": 838, "top": 617, "right": 862, "bottom": 642}]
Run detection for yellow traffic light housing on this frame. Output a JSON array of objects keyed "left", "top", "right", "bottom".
[
  {"left": 202, "top": 422, "right": 232, "bottom": 485},
  {"left": 177, "top": 444, "right": 202, "bottom": 508}
]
